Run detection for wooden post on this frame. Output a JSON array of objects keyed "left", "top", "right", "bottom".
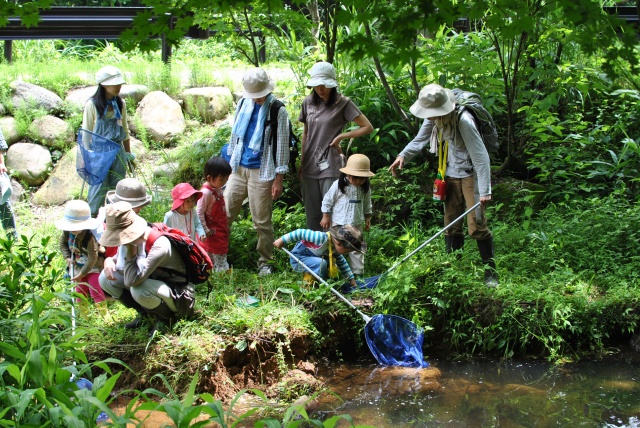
[{"left": 4, "top": 40, "right": 12, "bottom": 63}]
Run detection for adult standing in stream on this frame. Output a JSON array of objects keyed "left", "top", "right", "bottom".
[{"left": 298, "top": 61, "right": 373, "bottom": 231}]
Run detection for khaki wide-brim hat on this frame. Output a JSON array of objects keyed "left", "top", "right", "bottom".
[
  {"left": 410, "top": 84, "right": 456, "bottom": 119},
  {"left": 55, "top": 200, "right": 99, "bottom": 231},
  {"left": 339, "top": 154, "right": 375, "bottom": 177},
  {"left": 331, "top": 225, "right": 367, "bottom": 254},
  {"left": 99, "top": 201, "right": 148, "bottom": 247},
  {"left": 242, "top": 68, "right": 275, "bottom": 99},
  {"left": 106, "top": 178, "right": 152, "bottom": 209}
]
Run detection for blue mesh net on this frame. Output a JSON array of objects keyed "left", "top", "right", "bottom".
[
  {"left": 76, "top": 129, "right": 121, "bottom": 185},
  {"left": 365, "top": 314, "right": 429, "bottom": 368}
]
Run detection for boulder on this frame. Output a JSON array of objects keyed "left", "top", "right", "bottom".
[
  {"left": 32, "top": 148, "right": 84, "bottom": 206},
  {"left": 6, "top": 142, "right": 52, "bottom": 186},
  {"left": 120, "top": 85, "right": 149, "bottom": 104},
  {"left": 28, "top": 115, "right": 74, "bottom": 149},
  {"left": 0, "top": 103, "right": 5, "bottom": 116},
  {"left": 133, "top": 91, "right": 186, "bottom": 146},
  {"left": 153, "top": 161, "right": 178, "bottom": 181},
  {"left": 0, "top": 116, "right": 22, "bottom": 145},
  {"left": 180, "top": 87, "right": 233, "bottom": 123},
  {"left": 10, "top": 81, "right": 63, "bottom": 113}
]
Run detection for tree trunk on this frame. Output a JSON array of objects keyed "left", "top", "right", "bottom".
[{"left": 364, "top": 23, "right": 416, "bottom": 135}]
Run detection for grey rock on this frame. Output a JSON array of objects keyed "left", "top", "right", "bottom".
[
  {"left": 10, "top": 81, "right": 63, "bottom": 113},
  {"left": 6, "top": 142, "right": 52, "bottom": 186},
  {"left": 28, "top": 115, "right": 74, "bottom": 149}
]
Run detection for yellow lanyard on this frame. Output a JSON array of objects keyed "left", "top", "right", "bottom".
[
  {"left": 327, "top": 232, "right": 339, "bottom": 278},
  {"left": 437, "top": 130, "right": 448, "bottom": 179}
]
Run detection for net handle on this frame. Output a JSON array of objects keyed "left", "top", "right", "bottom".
[
  {"left": 281, "top": 247, "right": 372, "bottom": 323},
  {"left": 385, "top": 201, "right": 482, "bottom": 275}
]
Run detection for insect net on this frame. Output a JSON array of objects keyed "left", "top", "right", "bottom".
[{"left": 364, "top": 314, "right": 429, "bottom": 368}]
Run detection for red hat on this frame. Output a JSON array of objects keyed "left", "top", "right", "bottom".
[{"left": 171, "top": 183, "right": 203, "bottom": 211}]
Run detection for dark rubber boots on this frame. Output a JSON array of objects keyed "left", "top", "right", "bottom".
[
  {"left": 477, "top": 237, "right": 499, "bottom": 287},
  {"left": 446, "top": 234, "right": 499, "bottom": 287}
]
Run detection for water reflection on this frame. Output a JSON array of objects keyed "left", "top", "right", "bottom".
[{"left": 316, "top": 348, "right": 640, "bottom": 427}]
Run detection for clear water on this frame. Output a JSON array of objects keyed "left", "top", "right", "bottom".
[{"left": 314, "top": 349, "right": 640, "bottom": 427}]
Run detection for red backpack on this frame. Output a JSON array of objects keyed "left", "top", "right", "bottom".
[{"left": 145, "top": 223, "right": 213, "bottom": 285}]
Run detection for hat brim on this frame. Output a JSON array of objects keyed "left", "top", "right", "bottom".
[
  {"left": 99, "top": 215, "right": 147, "bottom": 247},
  {"left": 243, "top": 81, "right": 275, "bottom": 99},
  {"left": 54, "top": 217, "right": 99, "bottom": 232},
  {"left": 106, "top": 190, "right": 152, "bottom": 209},
  {"left": 306, "top": 76, "right": 338, "bottom": 88},
  {"left": 339, "top": 167, "right": 375, "bottom": 177},
  {"left": 99, "top": 75, "right": 126, "bottom": 86},
  {"left": 171, "top": 189, "right": 203, "bottom": 211},
  {"left": 409, "top": 88, "right": 456, "bottom": 119}
]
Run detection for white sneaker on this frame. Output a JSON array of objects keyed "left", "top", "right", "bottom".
[{"left": 258, "top": 265, "right": 274, "bottom": 276}]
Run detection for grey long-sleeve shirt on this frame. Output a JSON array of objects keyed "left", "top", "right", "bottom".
[{"left": 398, "top": 110, "right": 491, "bottom": 197}]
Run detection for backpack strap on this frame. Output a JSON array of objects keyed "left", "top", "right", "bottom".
[
  {"left": 268, "top": 99, "right": 284, "bottom": 167},
  {"left": 144, "top": 223, "right": 190, "bottom": 283}
]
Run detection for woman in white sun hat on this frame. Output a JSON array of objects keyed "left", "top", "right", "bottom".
[
  {"left": 299, "top": 61, "right": 373, "bottom": 232},
  {"left": 388, "top": 83, "right": 498, "bottom": 287},
  {"left": 55, "top": 200, "right": 107, "bottom": 306},
  {"left": 81, "top": 65, "right": 134, "bottom": 217}
]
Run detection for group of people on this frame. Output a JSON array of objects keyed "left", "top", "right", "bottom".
[{"left": 9, "top": 60, "right": 498, "bottom": 336}]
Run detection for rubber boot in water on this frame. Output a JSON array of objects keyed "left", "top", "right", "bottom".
[
  {"left": 445, "top": 234, "right": 465, "bottom": 260},
  {"left": 147, "top": 301, "right": 177, "bottom": 337},
  {"left": 477, "top": 236, "right": 499, "bottom": 287},
  {"left": 118, "top": 289, "right": 148, "bottom": 329}
]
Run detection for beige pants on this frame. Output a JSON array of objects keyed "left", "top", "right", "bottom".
[
  {"left": 224, "top": 166, "right": 274, "bottom": 268},
  {"left": 444, "top": 176, "right": 492, "bottom": 240}
]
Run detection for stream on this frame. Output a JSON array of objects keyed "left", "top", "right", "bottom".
[{"left": 313, "top": 347, "right": 640, "bottom": 427}]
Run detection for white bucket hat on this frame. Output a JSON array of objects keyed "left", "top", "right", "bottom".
[
  {"left": 242, "top": 68, "right": 275, "bottom": 99},
  {"left": 0, "top": 173, "right": 11, "bottom": 205},
  {"left": 55, "top": 200, "right": 99, "bottom": 232},
  {"left": 410, "top": 84, "right": 456, "bottom": 119},
  {"left": 96, "top": 65, "right": 126, "bottom": 86},
  {"left": 306, "top": 61, "right": 338, "bottom": 88}
]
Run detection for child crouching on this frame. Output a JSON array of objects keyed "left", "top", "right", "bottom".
[
  {"left": 273, "top": 225, "right": 366, "bottom": 288},
  {"left": 55, "top": 200, "right": 108, "bottom": 309}
]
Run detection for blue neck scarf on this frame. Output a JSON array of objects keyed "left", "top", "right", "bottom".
[{"left": 104, "top": 98, "right": 122, "bottom": 119}]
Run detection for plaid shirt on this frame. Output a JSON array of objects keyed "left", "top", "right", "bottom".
[{"left": 227, "top": 96, "right": 290, "bottom": 182}]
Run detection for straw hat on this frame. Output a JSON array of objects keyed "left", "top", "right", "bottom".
[
  {"left": 171, "top": 183, "right": 203, "bottom": 211},
  {"left": 339, "top": 154, "right": 375, "bottom": 177},
  {"left": 242, "top": 68, "right": 275, "bottom": 99},
  {"left": 409, "top": 84, "right": 456, "bottom": 119},
  {"left": 96, "top": 65, "right": 125, "bottom": 86},
  {"left": 55, "top": 200, "right": 99, "bottom": 231},
  {"left": 99, "top": 201, "right": 148, "bottom": 247},
  {"left": 331, "top": 225, "right": 367, "bottom": 254},
  {"left": 0, "top": 173, "right": 11, "bottom": 205},
  {"left": 306, "top": 61, "right": 338, "bottom": 88},
  {"left": 106, "top": 178, "right": 152, "bottom": 209}
]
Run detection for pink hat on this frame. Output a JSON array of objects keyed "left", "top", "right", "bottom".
[{"left": 171, "top": 183, "right": 203, "bottom": 211}]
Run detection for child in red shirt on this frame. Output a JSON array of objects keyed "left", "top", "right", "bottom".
[{"left": 197, "top": 156, "right": 232, "bottom": 272}]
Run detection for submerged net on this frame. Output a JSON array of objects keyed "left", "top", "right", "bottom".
[
  {"left": 76, "top": 129, "right": 121, "bottom": 185},
  {"left": 364, "top": 314, "right": 429, "bottom": 368}
]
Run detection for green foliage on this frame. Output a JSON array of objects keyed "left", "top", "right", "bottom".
[{"left": 172, "top": 124, "right": 231, "bottom": 188}]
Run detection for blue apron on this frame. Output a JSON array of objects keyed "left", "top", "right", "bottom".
[{"left": 87, "top": 103, "right": 127, "bottom": 216}]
